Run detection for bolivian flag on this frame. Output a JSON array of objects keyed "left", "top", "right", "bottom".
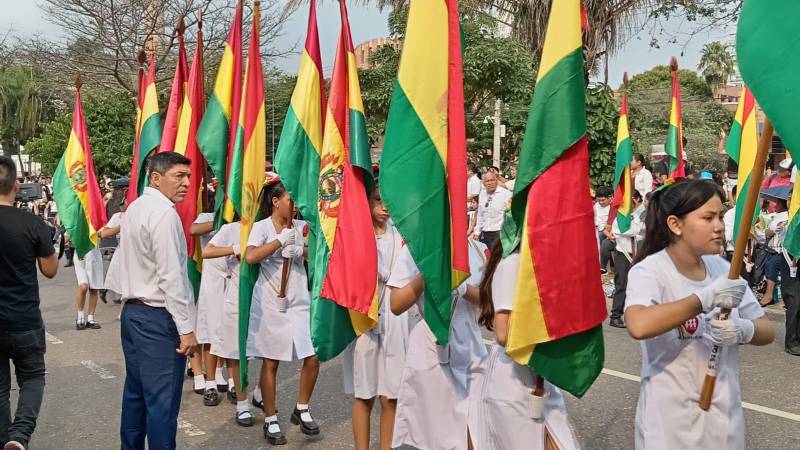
[
  {"left": 499, "top": 0, "right": 607, "bottom": 397},
  {"left": 612, "top": 81, "right": 633, "bottom": 233},
  {"left": 126, "top": 49, "right": 162, "bottom": 203},
  {"left": 233, "top": 2, "right": 266, "bottom": 389},
  {"left": 197, "top": 0, "right": 243, "bottom": 229},
  {"left": 53, "top": 77, "right": 108, "bottom": 258},
  {"left": 737, "top": 0, "right": 800, "bottom": 257},
  {"left": 665, "top": 58, "right": 686, "bottom": 179},
  {"left": 380, "top": 0, "right": 470, "bottom": 345},
  {"left": 160, "top": 21, "right": 189, "bottom": 153},
  {"left": 173, "top": 24, "right": 206, "bottom": 299},
  {"left": 724, "top": 86, "right": 759, "bottom": 240},
  {"left": 309, "top": 0, "right": 378, "bottom": 361}
]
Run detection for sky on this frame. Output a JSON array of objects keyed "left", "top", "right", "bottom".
[{"left": 0, "top": 1, "right": 733, "bottom": 86}]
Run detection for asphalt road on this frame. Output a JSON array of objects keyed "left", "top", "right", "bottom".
[{"left": 8, "top": 263, "right": 800, "bottom": 449}]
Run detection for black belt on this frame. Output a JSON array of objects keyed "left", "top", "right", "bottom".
[{"left": 125, "top": 298, "right": 147, "bottom": 305}]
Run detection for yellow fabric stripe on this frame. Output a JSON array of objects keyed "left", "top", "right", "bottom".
[
  {"left": 318, "top": 107, "right": 345, "bottom": 250},
  {"left": 289, "top": 50, "right": 324, "bottom": 155},
  {"left": 616, "top": 114, "right": 629, "bottom": 146},
  {"left": 733, "top": 89, "right": 746, "bottom": 125},
  {"left": 211, "top": 46, "right": 235, "bottom": 120},
  {"left": 346, "top": 52, "right": 365, "bottom": 114},
  {"left": 173, "top": 93, "right": 192, "bottom": 155},
  {"left": 63, "top": 132, "right": 98, "bottom": 241},
  {"left": 396, "top": 0, "right": 448, "bottom": 165},
  {"left": 506, "top": 202, "right": 549, "bottom": 365},
  {"left": 620, "top": 166, "right": 632, "bottom": 216},
  {"left": 239, "top": 105, "right": 266, "bottom": 247},
  {"left": 669, "top": 98, "right": 680, "bottom": 127},
  {"left": 790, "top": 173, "right": 800, "bottom": 222},
  {"left": 738, "top": 99, "right": 758, "bottom": 185},
  {"left": 142, "top": 82, "right": 160, "bottom": 120},
  {"left": 537, "top": 0, "right": 581, "bottom": 81},
  {"left": 349, "top": 287, "right": 379, "bottom": 335}
]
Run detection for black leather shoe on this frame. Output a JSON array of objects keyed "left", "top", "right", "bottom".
[
  {"left": 290, "top": 407, "right": 320, "bottom": 436},
  {"left": 252, "top": 396, "right": 264, "bottom": 410},
  {"left": 609, "top": 317, "right": 626, "bottom": 328},
  {"left": 64, "top": 261, "right": 73, "bottom": 267},
  {"left": 236, "top": 410, "right": 254, "bottom": 427},
  {"left": 100, "top": 290, "right": 107, "bottom": 304},
  {"left": 216, "top": 381, "right": 229, "bottom": 393},
  {"left": 76, "top": 320, "right": 86, "bottom": 330},
  {"left": 204, "top": 388, "right": 223, "bottom": 406},
  {"left": 227, "top": 386, "right": 237, "bottom": 404},
  {"left": 264, "top": 420, "right": 287, "bottom": 445},
  {"left": 785, "top": 347, "right": 800, "bottom": 356},
  {"left": 86, "top": 321, "right": 101, "bottom": 330}
]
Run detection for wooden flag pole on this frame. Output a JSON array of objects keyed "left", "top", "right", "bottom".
[{"left": 699, "top": 119, "right": 773, "bottom": 411}]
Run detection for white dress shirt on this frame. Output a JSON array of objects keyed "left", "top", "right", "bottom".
[
  {"left": 111, "top": 187, "right": 195, "bottom": 334},
  {"left": 634, "top": 167, "right": 653, "bottom": 196},
  {"left": 467, "top": 174, "right": 482, "bottom": 199},
  {"left": 475, "top": 187, "right": 512, "bottom": 234}
]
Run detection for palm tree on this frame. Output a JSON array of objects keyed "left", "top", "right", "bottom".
[
  {"left": 697, "top": 41, "right": 736, "bottom": 88},
  {"left": 0, "top": 66, "right": 46, "bottom": 170}
]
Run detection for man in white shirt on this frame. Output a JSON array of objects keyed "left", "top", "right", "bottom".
[
  {"left": 631, "top": 154, "right": 653, "bottom": 196},
  {"left": 467, "top": 164, "right": 482, "bottom": 200},
  {"left": 473, "top": 170, "right": 512, "bottom": 249},
  {"left": 115, "top": 152, "right": 197, "bottom": 450}
]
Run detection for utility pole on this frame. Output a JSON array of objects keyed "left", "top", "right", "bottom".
[
  {"left": 271, "top": 101, "right": 276, "bottom": 162},
  {"left": 493, "top": 99, "right": 502, "bottom": 170}
]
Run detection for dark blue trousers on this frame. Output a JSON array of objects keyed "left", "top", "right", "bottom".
[{"left": 120, "top": 303, "right": 185, "bottom": 450}]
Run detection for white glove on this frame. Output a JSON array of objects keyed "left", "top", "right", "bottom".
[
  {"left": 704, "top": 316, "right": 755, "bottom": 346},
  {"left": 276, "top": 228, "right": 295, "bottom": 247},
  {"left": 694, "top": 276, "right": 747, "bottom": 313},
  {"left": 231, "top": 243, "right": 241, "bottom": 257},
  {"left": 281, "top": 244, "right": 304, "bottom": 259}
]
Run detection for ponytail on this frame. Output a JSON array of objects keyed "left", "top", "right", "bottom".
[
  {"left": 477, "top": 239, "right": 502, "bottom": 331},
  {"left": 636, "top": 179, "right": 725, "bottom": 263},
  {"left": 258, "top": 181, "right": 287, "bottom": 218}
]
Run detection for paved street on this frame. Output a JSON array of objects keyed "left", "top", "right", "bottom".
[{"left": 8, "top": 263, "right": 800, "bottom": 449}]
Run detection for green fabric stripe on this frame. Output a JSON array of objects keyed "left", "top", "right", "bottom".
[
  {"left": 187, "top": 259, "right": 201, "bottom": 303},
  {"left": 380, "top": 81, "right": 452, "bottom": 345},
  {"left": 226, "top": 124, "right": 246, "bottom": 216},
  {"left": 274, "top": 106, "right": 321, "bottom": 229},
  {"left": 613, "top": 138, "right": 633, "bottom": 191},
  {"left": 725, "top": 120, "right": 743, "bottom": 164},
  {"left": 502, "top": 48, "right": 585, "bottom": 256},
  {"left": 197, "top": 96, "right": 232, "bottom": 229},
  {"left": 732, "top": 177, "right": 758, "bottom": 242},
  {"left": 785, "top": 214, "right": 800, "bottom": 258},
  {"left": 349, "top": 109, "right": 374, "bottom": 193},
  {"left": 665, "top": 124, "right": 680, "bottom": 174},
  {"left": 238, "top": 260, "right": 258, "bottom": 389},
  {"left": 530, "top": 324, "right": 604, "bottom": 398},
  {"left": 53, "top": 155, "right": 94, "bottom": 258},
  {"left": 616, "top": 213, "right": 631, "bottom": 234},
  {"left": 137, "top": 114, "right": 163, "bottom": 196}
]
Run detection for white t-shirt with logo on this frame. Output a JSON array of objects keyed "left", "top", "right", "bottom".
[{"left": 625, "top": 249, "right": 762, "bottom": 450}]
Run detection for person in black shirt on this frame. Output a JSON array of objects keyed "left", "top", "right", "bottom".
[{"left": 0, "top": 156, "right": 58, "bottom": 450}]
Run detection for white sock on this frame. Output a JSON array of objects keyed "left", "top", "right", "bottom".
[
  {"left": 205, "top": 380, "right": 217, "bottom": 391},
  {"left": 228, "top": 377, "right": 235, "bottom": 389},
  {"left": 193, "top": 375, "right": 205, "bottom": 390},
  {"left": 77, "top": 310, "right": 85, "bottom": 321},
  {"left": 253, "top": 387, "right": 262, "bottom": 402},
  {"left": 237, "top": 400, "right": 249, "bottom": 413},
  {"left": 296, "top": 403, "right": 309, "bottom": 410},
  {"left": 265, "top": 414, "right": 277, "bottom": 423},
  {"left": 87, "top": 314, "right": 95, "bottom": 323},
  {"left": 215, "top": 367, "right": 226, "bottom": 384}
]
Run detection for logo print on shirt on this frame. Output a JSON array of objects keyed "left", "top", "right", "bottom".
[{"left": 677, "top": 316, "right": 701, "bottom": 340}]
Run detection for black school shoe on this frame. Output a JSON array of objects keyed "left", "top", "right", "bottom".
[
  {"left": 75, "top": 320, "right": 86, "bottom": 330},
  {"left": 227, "top": 386, "right": 237, "bottom": 403},
  {"left": 263, "top": 419, "right": 287, "bottom": 445},
  {"left": 236, "top": 410, "right": 254, "bottom": 427},
  {"left": 609, "top": 317, "right": 626, "bottom": 328},
  {"left": 216, "top": 381, "right": 228, "bottom": 393},
  {"left": 252, "top": 396, "right": 264, "bottom": 410},
  {"left": 203, "top": 388, "right": 223, "bottom": 406},
  {"left": 290, "top": 407, "right": 320, "bottom": 436},
  {"left": 86, "top": 320, "right": 101, "bottom": 330}
]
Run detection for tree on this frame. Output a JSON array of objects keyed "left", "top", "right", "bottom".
[
  {"left": 627, "top": 65, "right": 732, "bottom": 174},
  {"left": 586, "top": 84, "right": 619, "bottom": 188},
  {"left": 264, "top": 68, "right": 295, "bottom": 163},
  {"left": 22, "top": 0, "right": 294, "bottom": 96},
  {"left": 25, "top": 91, "right": 135, "bottom": 176},
  {"left": 697, "top": 41, "right": 736, "bottom": 88}
]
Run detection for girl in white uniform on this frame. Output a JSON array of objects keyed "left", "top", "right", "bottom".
[
  {"left": 624, "top": 179, "right": 775, "bottom": 449},
  {"left": 244, "top": 181, "right": 320, "bottom": 445},
  {"left": 70, "top": 237, "right": 104, "bottom": 330},
  {"left": 345, "top": 185, "right": 407, "bottom": 450},
  {"left": 387, "top": 238, "right": 490, "bottom": 450},
  {"left": 476, "top": 243, "right": 580, "bottom": 450},
  {"left": 190, "top": 211, "right": 230, "bottom": 401},
  {"left": 99, "top": 208, "right": 125, "bottom": 305}
]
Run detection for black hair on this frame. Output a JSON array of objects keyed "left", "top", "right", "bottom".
[
  {"left": 258, "top": 181, "right": 287, "bottom": 218},
  {"left": 596, "top": 185, "right": 613, "bottom": 198},
  {"left": 477, "top": 239, "right": 503, "bottom": 331},
  {"left": 632, "top": 189, "right": 642, "bottom": 201},
  {"left": 731, "top": 184, "right": 737, "bottom": 199},
  {"left": 0, "top": 155, "right": 16, "bottom": 196},
  {"left": 633, "top": 153, "right": 647, "bottom": 167},
  {"left": 469, "top": 163, "right": 480, "bottom": 176},
  {"left": 146, "top": 151, "right": 191, "bottom": 177},
  {"left": 636, "top": 179, "right": 725, "bottom": 263}
]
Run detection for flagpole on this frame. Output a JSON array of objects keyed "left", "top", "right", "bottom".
[{"left": 699, "top": 119, "right": 773, "bottom": 411}]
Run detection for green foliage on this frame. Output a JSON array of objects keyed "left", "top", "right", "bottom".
[
  {"left": 627, "top": 66, "right": 732, "bottom": 174},
  {"left": 26, "top": 91, "right": 135, "bottom": 176},
  {"left": 586, "top": 84, "right": 618, "bottom": 188},
  {"left": 0, "top": 65, "right": 57, "bottom": 159},
  {"left": 698, "top": 41, "right": 736, "bottom": 87},
  {"left": 265, "top": 68, "right": 296, "bottom": 162}
]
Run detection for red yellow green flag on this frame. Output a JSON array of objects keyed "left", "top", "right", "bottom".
[
  {"left": 234, "top": 1, "right": 266, "bottom": 389},
  {"left": 309, "top": 0, "right": 378, "bottom": 361},
  {"left": 380, "top": 0, "right": 470, "bottom": 345},
  {"left": 126, "top": 49, "right": 162, "bottom": 203},
  {"left": 736, "top": 0, "right": 800, "bottom": 256},
  {"left": 160, "top": 21, "right": 189, "bottom": 153},
  {"left": 612, "top": 84, "right": 633, "bottom": 233},
  {"left": 53, "top": 77, "right": 108, "bottom": 258},
  {"left": 499, "top": 0, "right": 606, "bottom": 397},
  {"left": 173, "top": 23, "right": 206, "bottom": 299},
  {"left": 197, "top": 0, "right": 243, "bottom": 229},
  {"left": 665, "top": 58, "right": 686, "bottom": 179},
  {"left": 724, "top": 86, "right": 758, "bottom": 240}
]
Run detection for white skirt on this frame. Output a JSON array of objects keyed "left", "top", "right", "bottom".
[
  {"left": 211, "top": 273, "right": 240, "bottom": 360},
  {"left": 342, "top": 302, "right": 409, "bottom": 399},
  {"left": 391, "top": 320, "right": 485, "bottom": 450},
  {"left": 475, "top": 345, "right": 580, "bottom": 450},
  {"left": 74, "top": 248, "right": 104, "bottom": 289},
  {"left": 246, "top": 277, "right": 314, "bottom": 361},
  {"left": 195, "top": 258, "right": 227, "bottom": 345}
]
